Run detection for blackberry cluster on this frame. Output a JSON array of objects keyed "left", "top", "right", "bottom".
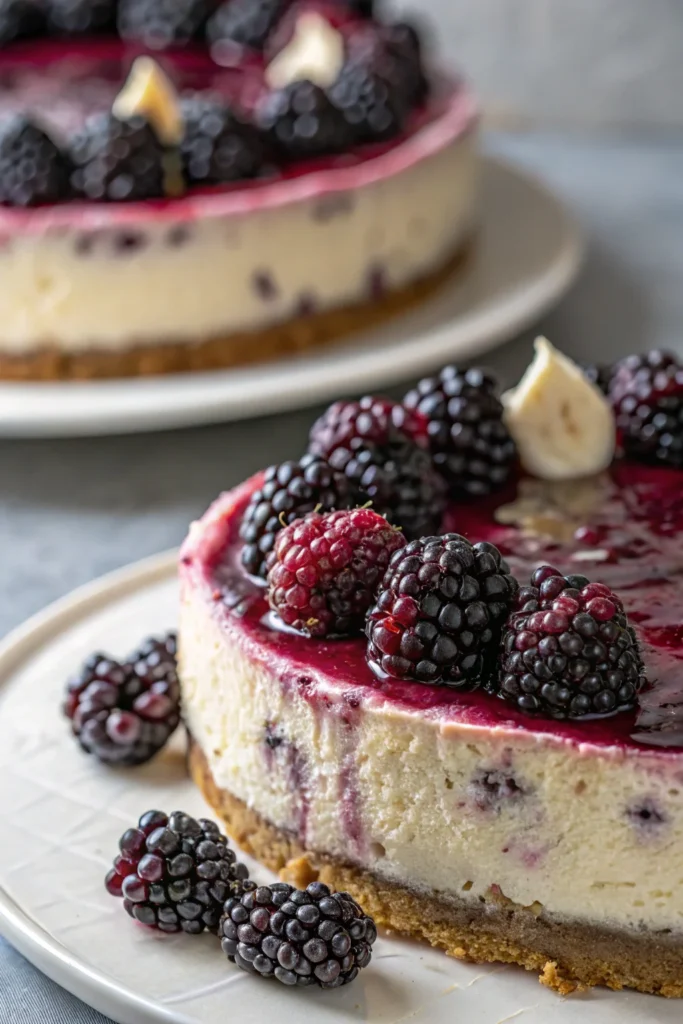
[
  {"left": 64, "top": 633, "right": 180, "bottom": 765},
  {"left": 256, "top": 80, "right": 353, "bottom": 162},
  {"left": 380, "top": 21, "right": 429, "bottom": 108},
  {"left": 267, "top": 507, "right": 406, "bottom": 637},
  {"left": 0, "top": 0, "right": 44, "bottom": 44},
  {"left": 118, "top": 0, "right": 211, "bottom": 48},
  {"left": 70, "top": 115, "right": 166, "bottom": 202},
  {"left": 180, "top": 95, "right": 266, "bottom": 186},
  {"left": 366, "top": 534, "right": 518, "bottom": 686},
  {"left": 220, "top": 879, "right": 376, "bottom": 987},
  {"left": 47, "top": 0, "right": 117, "bottom": 35},
  {"left": 0, "top": 117, "right": 72, "bottom": 206},
  {"left": 403, "top": 366, "right": 516, "bottom": 498},
  {"left": 206, "top": 0, "right": 287, "bottom": 52},
  {"left": 494, "top": 565, "right": 646, "bottom": 719},
  {"left": 240, "top": 453, "right": 354, "bottom": 579},
  {"left": 106, "top": 810, "right": 249, "bottom": 934},
  {"left": 329, "top": 59, "right": 406, "bottom": 144},
  {"left": 608, "top": 349, "right": 683, "bottom": 468},
  {"left": 309, "top": 397, "right": 446, "bottom": 539}
]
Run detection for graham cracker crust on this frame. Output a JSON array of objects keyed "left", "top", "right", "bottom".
[
  {"left": 0, "top": 242, "right": 470, "bottom": 381},
  {"left": 188, "top": 739, "right": 683, "bottom": 999}
]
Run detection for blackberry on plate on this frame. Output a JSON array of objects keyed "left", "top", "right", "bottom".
[
  {"left": 180, "top": 94, "right": 266, "bottom": 186},
  {"left": 118, "top": 0, "right": 212, "bottom": 49},
  {"left": 328, "top": 59, "right": 406, "bottom": 145},
  {"left": 308, "top": 396, "right": 445, "bottom": 539},
  {"left": 47, "top": 0, "right": 117, "bottom": 35},
  {"left": 105, "top": 810, "right": 249, "bottom": 933},
  {"left": 64, "top": 633, "right": 180, "bottom": 765},
  {"left": 403, "top": 366, "right": 516, "bottom": 499},
  {"left": 207, "top": 0, "right": 287, "bottom": 53},
  {"left": 0, "top": 116, "right": 72, "bottom": 206},
  {"left": 267, "top": 507, "right": 406, "bottom": 637},
  {"left": 0, "top": 0, "right": 44, "bottom": 44},
  {"left": 608, "top": 349, "right": 683, "bottom": 468},
  {"left": 240, "top": 453, "right": 355, "bottom": 579},
  {"left": 366, "top": 534, "right": 518, "bottom": 687},
  {"left": 70, "top": 114, "right": 166, "bottom": 202},
  {"left": 256, "top": 80, "right": 354, "bottom": 161},
  {"left": 493, "top": 565, "right": 647, "bottom": 719},
  {"left": 220, "top": 879, "right": 376, "bottom": 987}
]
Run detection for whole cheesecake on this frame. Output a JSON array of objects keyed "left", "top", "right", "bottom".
[
  {"left": 178, "top": 346, "right": 683, "bottom": 999},
  {"left": 0, "top": 3, "right": 477, "bottom": 380}
]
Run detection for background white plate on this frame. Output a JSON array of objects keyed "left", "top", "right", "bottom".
[
  {"left": 0, "top": 156, "right": 582, "bottom": 438},
  {"left": 0, "top": 553, "right": 679, "bottom": 1024}
]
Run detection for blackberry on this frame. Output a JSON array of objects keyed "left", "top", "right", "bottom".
[
  {"left": 64, "top": 633, "right": 180, "bottom": 765},
  {"left": 403, "top": 366, "right": 516, "bottom": 498},
  {"left": 308, "top": 396, "right": 445, "bottom": 539},
  {"left": 180, "top": 95, "right": 265, "bottom": 186},
  {"left": 47, "top": 0, "right": 117, "bottom": 35},
  {"left": 0, "top": 117, "right": 72, "bottom": 206},
  {"left": 256, "top": 80, "right": 354, "bottom": 162},
  {"left": 118, "top": 0, "right": 211, "bottom": 49},
  {"left": 240, "top": 453, "right": 355, "bottom": 579},
  {"left": 267, "top": 507, "right": 406, "bottom": 637},
  {"left": 583, "top": 362, "right": 613, "bottom": 395},
  {"left": 105, "top": 810, "right": 249, "bottom": 933},
  {"left": 328, "top": 59, "right": 406, "bottom": 145},
  {"left": 70, "top": 115, "right": 166, "bottom": 202},
  {"left": 608, "top": 349, "right": 683, "bottom": 468},
  {"left": 0, "top": 0, "right": 44, "bottom": 44},
  {"left": 366, "top": 535, "right": 518, "bottom": 687},
  {"left": 494, "top": 565, "right": 647, "bottom": 719},
  {"left": 206, "top": 0, "right": 286, "bottom": 52},
  {"left": 380, "top": 20, "right": 429, "bottom": 107},
  {"left": 220, "top": 879, "right": 376, "bottom": 987}
]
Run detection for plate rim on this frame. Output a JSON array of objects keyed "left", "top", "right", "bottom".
[
  {"left": 0, "top": 156, "right": 584, "bottom": 438},
  {"left": 0, "top": 549, "right": 180, "bottom": 1024}
]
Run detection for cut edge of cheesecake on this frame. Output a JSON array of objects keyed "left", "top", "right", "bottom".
[{"left": 188, "top": 738, "right": 683, "bottom": 1000}]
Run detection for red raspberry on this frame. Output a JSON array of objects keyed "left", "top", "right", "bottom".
[{"left": 266, "top": 508, "right": 406, "bottom": 638}]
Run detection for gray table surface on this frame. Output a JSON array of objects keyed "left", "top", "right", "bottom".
[{"left": 2, "top": 130, "right": 682, "bottom": 1022}]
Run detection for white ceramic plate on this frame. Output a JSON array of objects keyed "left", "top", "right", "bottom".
[
  {"left": 0, "top": 156, "right": 582, "bottom": 438},
  {"left": 0, "top": 553, "right": 679, "bottom": 1024}
]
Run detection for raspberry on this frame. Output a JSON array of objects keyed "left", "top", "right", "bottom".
[
  {"left": 47, "top": 0, "right": 117, "bottom": 35},
  {"left": 118, "top": 0, "right": 211, "bottom": 48},
  {"left": 493, "top": 566, "right": 647, "bottom": 719},
  {"left": 0, "top": 0, "right": 44, "bottom": 43},
  {"left": 266, "top": 507, "right": 406, "bottom": 637},
  {"left": 180, "top": 95, "right": 266, "bottom": 186},
  {"left": 220, "top": 879, "right": 376, "bottom": 987},
  {"left": 240, "top": 454, "right": 355, "bottom": 579},
  {"left": 403, "top": 366, "right": 516, "bottom": 498},
  {"left": 366, "top": 535, "right": 518, "bottom": 687},
  {"left": 0, "top": 117, "right": 72, "bottom": 207},
  {"left": 64, "top": 633, "right": 180, "bottom": 765},
  {"left": 105, "top": 810, "right": 249, "bottom": 933},
  {"left": 308, "top": 396, "right": 445, "bottom": 539},
  {"left": 207, "top": 0, "right": 287, "bottom": 52},
  {"left": 256, "top": 80, "right": 354, "bottom": 162},
  {"left": 70, "top": 115, "right": 166, "bottom": 202},
  {"left": 608, "top": 350, "right": 683, "bottom": 468}
]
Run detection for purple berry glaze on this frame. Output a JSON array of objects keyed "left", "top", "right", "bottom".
[{"left": 181, "top": 461, "right": 683, "bottom": 754}]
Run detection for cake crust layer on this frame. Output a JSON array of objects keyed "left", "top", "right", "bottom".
[
  {"left": 0, "top": 242, "right": 469, "bottom": 380},
  {"left": 189, "top": 739, "right": 683, "bottom": 999}
]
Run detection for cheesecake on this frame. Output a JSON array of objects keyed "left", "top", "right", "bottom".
[
  {"left": 178, "top": 345, "right": 683, "bottom": 999},
  {"left": 0, "top": 4, "right": 477, "bottom": 380}
]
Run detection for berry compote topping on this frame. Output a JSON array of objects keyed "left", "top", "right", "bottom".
[
  {"left": 493, "top": 565, "right": 646, "bottom": 719},
  {"left": 106, "top": 809, "right": 249, "bottom": 933},
  {"left": 240, "top": 453, "right": 355, "bottom": 580},
  {"left": 64, "top": 632, "right": 180, "bottom": 765},
  {"left": 608, "top": 349, "right": 683, "bottom": 468},
  {"left": 266, "top": 507, "right": 406, "bottom": 637},
  {"left": 220, "top": 879, "right": 376, "bottom": 987},
  {"left": 402, "top": 365, "right": 517, "bottom": 498},
  {"left": 365, "top": 533, "right": 518, "bottom": 687},
  {"left": 308, "top": 396, "right": 446, "bottom": 539}
]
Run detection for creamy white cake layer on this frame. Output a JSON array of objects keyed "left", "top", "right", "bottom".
[
  {"left": 0, "top": 128, "right": 476, "bottom": 353},
  {"left": 180, "top": 583, "right": 683, "bottom": 935}
]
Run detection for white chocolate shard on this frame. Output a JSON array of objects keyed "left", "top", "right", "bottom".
[
  {"left": 113, "top": 56, "right": 184, "bottom": 146},
  {"left": 265, "top": 12, "right": 345, "bottom": 90}
]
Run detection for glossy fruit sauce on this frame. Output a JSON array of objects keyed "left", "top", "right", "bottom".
[{"left": 184, "top": 461, "right": 683, "bottom": 756}]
